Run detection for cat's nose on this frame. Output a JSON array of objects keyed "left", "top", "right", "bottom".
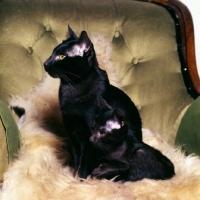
[
  {"left": 44, "top": 62, "right": 47, "bottom": 68},
  {"left": 44, "top": 61, "right": 50, "bottom": 71},
  {"left": 44, "top": 57, "right": 51, "bottom": 68},
  {"left": 89, "top": 135, "right": 95, "bottom": 143},
  {"left": 44, "top": 61, "right": 48, "bottom": 68},
  {"left": 89, "top": 136, "right": 93, "bottom": 143}
]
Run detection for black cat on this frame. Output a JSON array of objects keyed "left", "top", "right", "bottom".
[
  {"left": 44, "top": 26, "right": 142, "bottom": 178},
  {"left": 89, "top": 109, "right": 175, "bottom": 181}
]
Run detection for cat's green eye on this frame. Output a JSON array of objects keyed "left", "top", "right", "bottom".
[
  {"left": 59, "top": 55, "right": 66, "bottom": 60},
  {"left": 55, "top": 55, "right": 66, "bottom": 61}
]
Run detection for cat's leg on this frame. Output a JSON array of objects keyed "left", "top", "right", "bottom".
[
  {"left": 74, "top": 125, "right": 91, "bottom": 179},
  {"left": 70, "top": 138, "right": 81, "bottom": 173},
  {"left": 62, "top": 116, "right": 82, "bottom": 174},
  {"left": 62, "top": 116, "right": 92, "bottom": 179},
  {"left": 68, "top": 138, "right": 88, "bottom": 178},
  {"left": 129, "top": 144, "right": 175, "bottom": 181},
  {"left": 91, "top": 161, "right": 129, "bottom": 181},
  {"left": 78, "top": 144, "right": 90, "bottom": 179}
]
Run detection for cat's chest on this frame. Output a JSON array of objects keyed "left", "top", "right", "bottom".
[
  {"left": 60, "top": 95, "right": 96, "bottom": 112},
  {"left": 60, "top": 83, "right": 91, "bottom": 98},
  {"left": 108, "top": 142, "right": 129, "bottom": 161},
  {"left": 59, "top": 86, "right": 101, "bottom": 115}
]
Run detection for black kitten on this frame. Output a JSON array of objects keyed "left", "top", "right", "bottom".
[
  {"left": 89, "top": 109, "right": 175, "bottom": 181},
  {"left": 44, "top": 26, "right": 142, "bottom": 178}
]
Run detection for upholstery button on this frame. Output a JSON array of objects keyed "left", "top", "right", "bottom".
[
  {"left": 136, "top": 104, "right": 142, "bottom": 110},
  {"left": 132, "top": 58, "right": 139, "bottom": 65},
  {"left": 114, "top": 31, "right": 120, "bottom": 38},
  {"left": 46, "top": 24, "right": 51, "bottom": 32},
  {"left": 27, "top": 47, "right": 33, "bottom": 54}
]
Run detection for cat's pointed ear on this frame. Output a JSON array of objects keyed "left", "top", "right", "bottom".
[
  {"left": 112, "top": 110, "right": 126, "bottom": 127},
  {"left": 78, "top": 31, "right": 92, "bottom": 53},
  {"left": 67, "top": 25, "right": 78, "bottom": 39}
]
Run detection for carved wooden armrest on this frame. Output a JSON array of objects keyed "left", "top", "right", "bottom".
[{"left": 137, "top": 0, "right": 199, "bottom": 98}]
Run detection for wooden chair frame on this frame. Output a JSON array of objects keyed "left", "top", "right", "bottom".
[{"left": 137, "top": 0, "right": 199, "bottom": 98}]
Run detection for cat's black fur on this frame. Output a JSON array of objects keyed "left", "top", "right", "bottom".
[
  {"left": 89, "top": 109, "right": 175, "bottom": 181},
  {"left": 44, "top": 26, "right": 142, "bottom": 178}
]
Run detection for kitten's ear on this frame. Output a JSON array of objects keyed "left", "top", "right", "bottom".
[
  {"left": 112, "top": 110, "right": 126, "bottom": 127},
  {"left": 78, "top": 31, "right": 92, "bottom": 53},
  {"left": 67, "top": 25, "right": 78, "bottom": 39}
]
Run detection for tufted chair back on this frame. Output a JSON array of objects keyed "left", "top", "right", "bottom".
[{"left": 0, "top": 0, "right": 198, "bottom": 146}]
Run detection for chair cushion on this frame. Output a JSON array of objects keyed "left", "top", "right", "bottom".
[
  {"left": 0, "top": 99, "right": 21, "bottom": 182},
  {"left": 175, "top": 96, "right": 200, "bottom": 156}
]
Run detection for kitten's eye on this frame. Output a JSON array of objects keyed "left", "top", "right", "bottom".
[
  {"left": 55, "top": 55, "right": 66, "bottom": 61},
  {"left": 99, "top": 131, "right": 105, "bottom": 137}
]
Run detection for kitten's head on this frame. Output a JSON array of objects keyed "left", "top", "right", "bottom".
[
  {"left": 44, "top": 26, "right": 96, "bottom": 82},
  {"left": 90, "top": 110, "right": 128, "bottom": 150}
]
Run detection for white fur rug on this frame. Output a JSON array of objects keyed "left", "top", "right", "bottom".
[{"left": 1, "top": 35, "right": 200, "bottom": 200}]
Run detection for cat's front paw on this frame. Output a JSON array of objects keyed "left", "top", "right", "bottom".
[{"left": 91, "top": 164, "right": 107, "bottom": 179}]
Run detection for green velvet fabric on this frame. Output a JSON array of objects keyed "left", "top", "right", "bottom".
[
  {"left": 175, "top": 97, "right": 200, "bottom": 156},
  {"left": 0, "top": 99, "right": 21, "bottom": 182},
  {"left": 0, "top": 0, "right": 193, "bottom": 144}
]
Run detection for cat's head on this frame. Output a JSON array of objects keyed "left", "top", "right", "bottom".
[
  {"left": 89, "top": 110, "right": 128, "bottom": 149},
  {"left": 44, "top": 26, "right": 96, "bottom": 82}
]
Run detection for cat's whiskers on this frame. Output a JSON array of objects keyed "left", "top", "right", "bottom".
[
  {"left": 105, "top": 144, "right": 113, "bottom": 150},
  {"left": 96, "top": 143, "right": 107, "bottom": 154},
  {"left": 100, "top": 143, "right": 115, "bottom": 154},
  {"left": 61, "top": 74, "right": 76, "bottom": 92},
  {"left": 49, "top": 68, "right": 60, "bottom": 79},
  {"left": 53, "top": 68, "right": 76, "bottom": 92},
  {"left": 104, "top": 144, "right": 115, "bottom": 152},
  {"left": 65, "top": 71, "right": 83, "bottom": 82},
  {"left": 56, "top": 68, "right": 83, "bottom": 82}
]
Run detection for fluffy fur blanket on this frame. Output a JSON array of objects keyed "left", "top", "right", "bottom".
[{"left": 1, "top": 35, "right": 200, "bottom": 200}]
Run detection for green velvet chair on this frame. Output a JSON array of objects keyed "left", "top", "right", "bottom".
[{"left": 0, "top": 0, "right": 199, "bottom": 184}]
